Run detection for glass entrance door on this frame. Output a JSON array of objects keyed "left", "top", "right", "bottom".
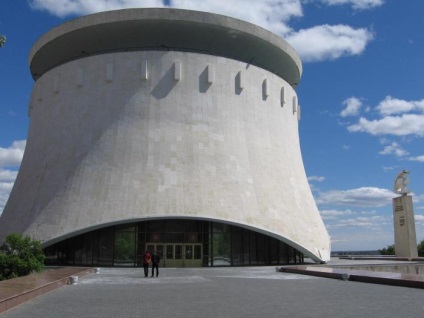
[
  {"left": 183, "top": 244, "right": 202, "bottom": 267},
  {"left": 146, "top": 243, "right": 202, "bottom": 267}
]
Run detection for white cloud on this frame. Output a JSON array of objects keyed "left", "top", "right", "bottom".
[
  {"left": 29, "top": 0, "right": 302, "bottom": 35},
  {"left": 347, "top": 96, "right": 424, "bottom": 137},
  {"left": 382, "top": 165, "right": 396, "bottom": 171},
  {"left": 172, "top": 0, "right": 302, "bottom": 35},
  {"left": 330, "top": 230, "right": 393, "bottom": 251},
  {"left": 379, "top": 142, "right": 409, "bottom": 157},
  {"left": 285, "top": 24, "right": 374, "bottom": 62},
  {"left": 0, "top": 140, "right": 26, "bottom": 167},
  {"left": 0, "top": 140, "right": 26, "bottom": 215},
  {"left": 415, "top": 214, "right": 424, "bottom": 225},
  {"left": 0, "top": 140, "right": 25, "bottom": 215},
  {"left": 323, "top": 205, "right": 395, "bottom": 249},
  {"left": 320, "top": 209, "right": 355, "bottom": 220},
  {"left": 321, "top": 0, "right": 384, "bottom": 10},
  {"left": 316, "top": 186, "right": 394, "bottom": 207},
  {"left": 0, "top": 169, "right": 18, "bottom": 182},
  {"left": 0, "top": 180, "right": 14, "bottom": 215},
  {"left": 377, "top": 96, "right": 424, "bottom": 116},
  {"left": 0, "top": 169, "right": 18, "bottom": 216},
  {"left": 29, "top": 0, "right": 165, "bottom": 17},
  {"left": 330, "top": 215, "right": 387, "bottom": 228},
  {"left": 28, "top": 0, "right": 376, "bottom": 63},
  {"left": 348, "top": 114, "right": 424, "bottom": 136},
  {"left": 340, "top": 96, "right": 362, "bottom": 117},
  {"left": 308, "top": 175, "right": 325, "bottom": 182},
  {"left": 409, "top": 155, "right": 424, "bottom": 162},
  {"left": 414, "top": 194, "right": 424, "bottom": 205}
]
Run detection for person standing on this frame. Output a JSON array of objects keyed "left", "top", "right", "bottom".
[
  {"left": 151, "top": 250, "right": 160, "bottom": 277},
  {"left": 142, "top": 250, "right": 151, "bottom": 278}
]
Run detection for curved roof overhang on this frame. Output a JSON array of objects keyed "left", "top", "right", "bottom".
[
  {"left": 29, "top": 8, "right": 302, "bottom": 87},
  {"left": 41, "top": 216, "right": 326, "bottom": 263}
]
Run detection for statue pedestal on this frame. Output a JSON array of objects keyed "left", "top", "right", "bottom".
[{"left": 393, "top": 195, "right": 418, "bottom": 258}]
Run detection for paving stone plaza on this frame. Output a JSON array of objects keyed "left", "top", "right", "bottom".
[{"left": 1, "top": 264, "right": 423, "bottom": 318}]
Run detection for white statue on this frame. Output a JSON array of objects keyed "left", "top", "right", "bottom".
[{"left": 394, "top": 170, "right": 411, "bottom": 195}]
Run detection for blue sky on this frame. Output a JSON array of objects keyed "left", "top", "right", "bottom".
[{"left": 1, "top": 0, "right": 423, "bottom": 251}]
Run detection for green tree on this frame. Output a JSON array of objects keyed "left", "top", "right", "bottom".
[
  {"left": 0, "top": 233, "right": 45, "bottom": 281},
  {"left": 418, "top": 239, "right": 424, "bottom": 257},
  {"left": 378, "top": 244, "right": 395, "bottom": 255},
  {"left": 0, "top": 34, "right": 6, "bottom": 47},
  {"left": 114, "top": 231, "right": 135, "bottom": 263}
]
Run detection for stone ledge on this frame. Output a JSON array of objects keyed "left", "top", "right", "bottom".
[
  {"left": 0, "top": 267, "right": 94, "bottom": 313},
  {"left": 279, "top": 266, "right": 424, "bottom": 289}
]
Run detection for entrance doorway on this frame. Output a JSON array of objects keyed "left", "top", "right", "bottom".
[{"left": 146, "top": 243, "right": 202, "bottom": 267}]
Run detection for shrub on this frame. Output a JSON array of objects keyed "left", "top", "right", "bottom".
[
  {"left": 418, "top": 239, "right": 424, "bottom": 257},
  {"left": 0, "top": 233, "right": 45, "bottom": 281},
  {"left": 378, "top": 244, "right": 395, "bottom": 255},
  {"left": 0, "top": 34, "right": 6, "bottom": 47}
]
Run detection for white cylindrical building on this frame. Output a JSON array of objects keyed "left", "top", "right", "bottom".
[{"left": 0, "top": 8, "right": 330, "bottom": 266}]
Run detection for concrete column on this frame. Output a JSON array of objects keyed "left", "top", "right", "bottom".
[{"left": 393, "top": 195, "right": 418, "bottom": 258}]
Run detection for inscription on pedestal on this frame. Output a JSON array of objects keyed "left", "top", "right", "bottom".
[
  {"left": 392, "top": 194, "right": 418, "bottom": 258},
  {"left": 395, "top": 205, "right": 403, "bottom": 212}
]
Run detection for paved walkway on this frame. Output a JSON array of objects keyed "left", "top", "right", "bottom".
[{"left": 1, "top": 266, "right": 423, "bottom": 318}]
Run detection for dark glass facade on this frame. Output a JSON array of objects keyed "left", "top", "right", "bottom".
[{"left": 44, "top": 220, "right": 304, "bottom": 267}]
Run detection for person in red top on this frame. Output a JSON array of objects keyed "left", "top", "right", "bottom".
[{"left": 142, "top": 250, "right": 151, "bottom": 277}]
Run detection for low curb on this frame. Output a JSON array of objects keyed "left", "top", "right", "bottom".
[{"left": 279, "top": 266, "right": 424, "bottom": 289}]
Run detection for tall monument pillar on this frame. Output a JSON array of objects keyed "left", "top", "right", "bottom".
[{"left": 392, "top": 170, "right": 418, "bottom": 258}]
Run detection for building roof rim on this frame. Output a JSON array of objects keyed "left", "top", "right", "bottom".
[{"left": 29, "top": 8, "right": 302, "bottom": 85}]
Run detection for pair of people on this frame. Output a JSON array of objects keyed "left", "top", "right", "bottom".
[{"left": 142, "top": 250, "right": 160, "bottom": 277}]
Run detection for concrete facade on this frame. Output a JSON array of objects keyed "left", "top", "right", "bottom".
[{"left": 0, "top": 8, "right": 330, "bottom": 263}]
